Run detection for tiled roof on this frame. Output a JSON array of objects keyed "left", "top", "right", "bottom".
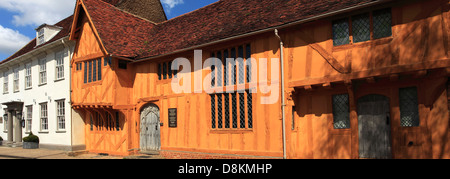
[
  {"left": 83, "top": 0, "right": 157, "bottom": 57},
  {"left": 83, "top": 0, "right": 377, "bottom": 60},
  {"left": 0, "top": 15, "right": 74, "bottom": 64}
]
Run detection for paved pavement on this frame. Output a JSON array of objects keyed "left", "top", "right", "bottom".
[{"left": 0, "top": 146, "right": 162, "bottom": 159}]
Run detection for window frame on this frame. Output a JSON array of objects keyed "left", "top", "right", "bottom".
[
  {"left": 25, "top": 63, "right": 32, "bottom": 89},
  {"left": 55, "top": 51, "right": 65, "bottom": 80},
  {"left": 38, "top": 28, "right": 45, "bottom": 45},
  {"left": 56, "top": 99, "right": 66, "bottom": 131},
  {"left": 40, "top": 102, "right": 48, "bottom": 132},
  {"left": 26, "top": 105, "right": 33, "bottom": 133},
  {"left": 3, "top": 72, "right": 8, "bottom": 94},
  {"left": 209, "top": 43, "right": 254, "bottom": 131},
  {"left": 399, "top": 87, "right": 420, "bottom": 127},
  {"left": 332, "top": 93, "right": 351, "bottom": 129},
  {"left": 332, "top": 8, "right": 392, "bottom": 47},
  {"left": 83, "top": 58, "right": 103, "bottom": 84},
  {"left": 39, "top": 58, "right": 47, "bottom": 85},
  {"left": 13, "top": 68, "right": 19, "bottom": 92}
]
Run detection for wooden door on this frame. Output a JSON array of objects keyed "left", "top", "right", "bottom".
[
  {"left": 140, "top": 104, "right": 161, "bottom": 151},
  {"left": 357, "top": 94, "right": 392, "bottom": 159}
]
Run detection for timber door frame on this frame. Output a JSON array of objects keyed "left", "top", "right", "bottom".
[
  {"left": 348, "top": 84, "right": 396, "bottom": 159},
  {"left": 356, "top": 94, "right": 393, "bottom": 159},
  {"left": 139, "top": 103, "right": 161, "bottom": 152}
]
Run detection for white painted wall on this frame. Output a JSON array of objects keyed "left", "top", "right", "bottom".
[{"left": 0, "top": 40, "right": 78, "bottom": 149}]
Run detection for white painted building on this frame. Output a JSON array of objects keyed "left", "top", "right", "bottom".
[{"left": 0, "top": 16, "right": 85, "bottom": 151}]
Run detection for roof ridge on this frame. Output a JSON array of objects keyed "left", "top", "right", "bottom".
[{"left": 95, "top": 0, "right": 159, "bottom": 25}]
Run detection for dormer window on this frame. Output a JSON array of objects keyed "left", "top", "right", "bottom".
[
  {"left": 38, "top": 28, "right": 45, "bottom": 45},
  {"left": 36, "top": 24, "right": 63, "bottom": 46}
]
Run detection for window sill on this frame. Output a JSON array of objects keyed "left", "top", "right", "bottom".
[
  {"left": 210, "top": 129, "right": 253, "bottom": 134},
  {"left": 55, "top": 130, "right": 66, "bottom": 133},
  {"left": 38, "top": 131, "right": 49, "bottom": 134},
  {"left": 54, "top": 78, "right": 65, "bottom": 82},
  {"left": 25, "top": 87, "right": 32, "bottom": 90},
  {"left": 38, "top": 83, "right": 47, "bottom": 87},
  {"left": 333, "top": 36, "right": 393, "bottom": 52}
]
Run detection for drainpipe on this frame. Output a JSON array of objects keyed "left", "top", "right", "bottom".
[
  {"left": 62, "top": 39, "right": 73, "bottom": 150},
  {"left": 274, "top": 29, "right": 287, "bottom": 159}
]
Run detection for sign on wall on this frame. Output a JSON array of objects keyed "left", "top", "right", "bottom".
[{"left": 168, "top": 108, "right": 177, "bottom": 128}]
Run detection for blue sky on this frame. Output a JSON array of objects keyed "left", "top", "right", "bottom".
[{"left": 0, "top": 0, "right": 218, "bottom": 61}]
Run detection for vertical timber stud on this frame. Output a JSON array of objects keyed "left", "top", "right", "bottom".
[{"left": 346, "top": 81, "right": 359, "bottom": 159}]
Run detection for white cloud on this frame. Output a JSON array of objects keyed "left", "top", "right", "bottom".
[
  {"left": 0, "top": 0, "right": 76, "bottom": 27},
  {"left": 161, "top": 0, "right": 184, "bottom": 13},
  {"left": 0, "top": 25, "right": 31, "bottom": 55}
]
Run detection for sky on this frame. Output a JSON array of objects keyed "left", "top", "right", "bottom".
[{"left": 0, "top": 0, "right": 218, "bottom": 61}]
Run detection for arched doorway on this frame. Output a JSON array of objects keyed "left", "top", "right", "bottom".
[
  {"left": 140, "top": 103, "right": 161, "bottom": 152},
  {"left": 357, "top": 94, "right": 392, "bottom": 159}
]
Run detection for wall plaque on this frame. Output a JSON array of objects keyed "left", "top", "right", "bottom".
[{"left": 168, "top": 108, "right": 177, "bottom": 128}]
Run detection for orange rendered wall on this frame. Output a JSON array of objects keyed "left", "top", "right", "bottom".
[
  {"left": 131, "top": 38, "right": 285, "bottom": 157},
  {"left": 284, "top": 0, "right": 449, "bottom": 159}
]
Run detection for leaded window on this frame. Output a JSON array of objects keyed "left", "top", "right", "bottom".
[
  {"left": 352, "top": 13, "right": 371, "bottom": 43},
  {"left": 98, "top": 59, "right": 102, "bottom": 81},
  {"left": 209, "top": 44, "right": 253, "bottom": 130},
  {"left": 373, "top": 8, "right": 392, "bottom": 39},
  {"left": 247, "top": 90, "right": 253, "bottom": 128},
  {"left": 232, "top": 92, "right": 237, "bottom": 128},
  {"left": 88, "top": 61, "right": 92, "bottom": 83},
  {"left": 83, "top": 59, "right": 102, "bottom": 84},
  {"left": 399, "top": 87, "right": 420, "bottom": 127},
  {"left": 332, "top": 8, "right": 392, "bottom": 46},
  {"left": 93, "top": 59, "right": 97, "bottom": 82},
  {"left": 217, "top": 94, "right": 223, "bottom": 128},
  {"left": 332, "top": 18, "right": 350, "bottom": 46},
  {"left": 211, "top": 91, "right": 253, "bottom": 130},
  {"left": 224, "top": 92, "right": 230, "bottom": 128},
  {"left": 246, "top": 44, "right": 251, "bottom": 83},
  {"left": 332, "top": 94, "right": 350, "bottom": 129},
  {"left": 158, "top": 63, "right": 162, "bottom": 80},
  {"left": 157, "top": 62, "right": 176, "bottom": 80},
  {"left": 239, "top": 92, "right": 245, "bottom": 128},
  {"left": 211, "top": 94, "right": 216, "bottom": 128},
  {"left": 84, "top": 62, "right": 87, "bottom": 83},
  {"left": 238, "top": 46, "right": 244, "bottom": 84}
]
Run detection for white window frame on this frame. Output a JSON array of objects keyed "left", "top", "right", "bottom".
[
  {"left": 26, "top": 105, "right": 33, "bottom": 133},
  {"left": 13, "top": 68, "right": 19, "bottom": 92},
  {"left": 40, "top": 103, "right": 48, "bottom": 131},
  {"left": 38, "top": 28, "right": 45, "bottom": 45},
  {"left": 3, "top": 72, "right": 8, "bottom": 94},
  {"left": 25, "top": 63, "right": 32, "bottom": 89},
  {"left": 3, "top": 113, "right": 7, "bottom": 132},
  {"left": 55, "top": 51, "right": 64, "bottom": 80},
  {"left": 56, "top": 99, "right": 65, "bottom": 131},
  {"left": 39, "top": 58, "right": 47, "bottom": 85}
]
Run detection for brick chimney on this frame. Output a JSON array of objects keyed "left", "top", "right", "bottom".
[{"left": 103, "top": 0, "right": 167, "bottom": 23}]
